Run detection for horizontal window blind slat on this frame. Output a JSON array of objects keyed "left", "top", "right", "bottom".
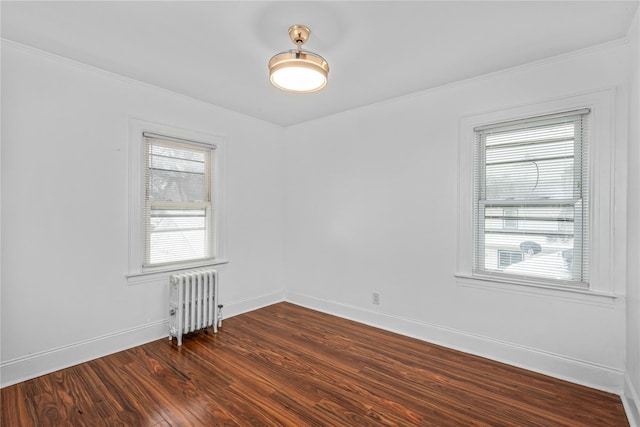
[
  {"left": 485, "top": 136, "right": 575, "bottom": 149},
  {"left": 481, "top": 199, "right": 580, "bottom": 206},
  {"left": 484, "top": 230, "right": 574, "bottom": 237},
  {"left": 485, "top": 215, "right": 574, "bottom": 222},
  {"left": 150, "top": 227, "right": 206, "bottom": 233},
  {"left": 150, "top": 213, "right": 206, "bottom": 218},
  {"left": 151, "top": 152, "right": 206, "bottom": 164},
  {"left": 149, "top": 167, "right": 206, "bottom": 175},
  {"left": 486, "top": 155, "right": 574, "bottom": 166}
]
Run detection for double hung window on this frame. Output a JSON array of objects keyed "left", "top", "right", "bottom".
[
  {"left": 473, "top": 109, "right": 589, "bottom": 286},
  {"left": 143, "top": 133, "right": 217, "bottom": 268},
  {"left": 127, "top": 119, "right": 227, "bottom": 281}
]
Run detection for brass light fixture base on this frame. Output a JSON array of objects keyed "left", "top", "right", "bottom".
[{"left": 288, "top": 25, "right": 310, "bottom": 46}]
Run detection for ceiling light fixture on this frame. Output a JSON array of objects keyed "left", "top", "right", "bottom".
[{"left": 269, "top": 25, "right": 329, "bottom": 93}]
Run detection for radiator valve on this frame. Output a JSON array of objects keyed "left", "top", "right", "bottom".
[{"left": 217, "top": 304, "right": 224, "bottom": 328}]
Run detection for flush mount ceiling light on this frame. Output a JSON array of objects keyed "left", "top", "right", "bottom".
[{"left": 269, "top": 25, "right": 329, "bottom": 93}]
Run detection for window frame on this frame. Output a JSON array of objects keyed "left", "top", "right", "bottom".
[
  {"left": 456, "top": 90, "right": 616, "bottom": 297},
  {"left": 143, "top": 134, "right": 215, "bottom": 268},
  {"left": 127, "top": 119, "right": 228, "bottom": 281},
  {"left": 473, "top": 109, "right": 589, "bottom": 288}
]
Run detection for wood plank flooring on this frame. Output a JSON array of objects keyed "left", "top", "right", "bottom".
[{"left": 1, "top": 302, "right": 629, "bottom": 426}]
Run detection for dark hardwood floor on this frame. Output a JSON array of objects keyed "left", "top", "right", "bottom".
[{"left": 1, "top": 302, "right": 629, "bottom": 426}]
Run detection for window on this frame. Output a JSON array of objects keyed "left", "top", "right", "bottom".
[
  {"left": 457, "top": 90, "right": 615, "bottom": 296},
  {"left": 473, "top": 109, "right": 589, "bottom": 286},
  {"left": 497, "top": 250, "right": 523, "bottom": 269},
  {"left": 128, "top": 119, "right": 227, "bottom": 279},
  {"left": 143, "top": 133, "right": 216, "bottom": 267}
]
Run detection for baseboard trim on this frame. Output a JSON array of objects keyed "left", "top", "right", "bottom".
[
  {"left": 624, "top": 373, "right": 640, "bottom": 427},
  {"left": 0, "top": 291, "right": 286, "bottom": 388},
  {"left": 285, "top": 291, "right": 624, "bottom": 394},
  {"left": 1, "top": 320, "right": 168, "bottom": 388},
  {"left": 2, "top": 289, "right": 625, "bottom": 401},
  {"left": 222, "top": 290, "right": 285, "bottom": 320}
]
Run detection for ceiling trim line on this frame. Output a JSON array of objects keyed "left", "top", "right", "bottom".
[
  {"left": 1, "top": 38, "right": 284, "bottom": 128},
  {"left": 285, "top": 35, "right": 631, "bottom": 129}
]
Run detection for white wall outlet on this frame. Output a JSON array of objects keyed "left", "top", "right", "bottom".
[{"left": 372, "top": 292, "right": 380, "bottom": 305}]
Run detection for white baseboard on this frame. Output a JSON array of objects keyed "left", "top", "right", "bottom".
[
  {"left": 624, "top": 373, "right": 640, "bottom": 427},
  {"left": 285, "top": 291, "right": 625, "bottom": 394},
  {"left": 0, "top": 290, "right": 286, "bottom": 388},
  {"left": 0, "top": 320, "right": 168, "bottom": 388},
  {"left": 2, "top": 288, "right": 626, "bottom": 406},
  {"left": 222, "top": 290, "right": 285, "bottom": 320}
]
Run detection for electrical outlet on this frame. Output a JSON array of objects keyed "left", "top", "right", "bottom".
[{"left": 372, "top": 292, "right": 380, "bottom": 305}]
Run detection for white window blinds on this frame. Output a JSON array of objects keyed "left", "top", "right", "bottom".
[
  {"left": 473, "top": 109, "right": 590, "bottom": 286},
  {"left": 143, "top": 133, "right": 216, "bottom": 267}
]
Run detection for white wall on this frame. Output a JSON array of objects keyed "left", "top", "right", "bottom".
[
  {"left": 1, "top": 20, "right": 637, "bottom": 414},
  {"left": 626, "top": 9, "right": 640, "bottom": 426},
  {"left": 1, "top": 41, "right": 286, "bottom": 386},
  {"left": 283, "top": 40, "right": 631, "bottom": 393}
]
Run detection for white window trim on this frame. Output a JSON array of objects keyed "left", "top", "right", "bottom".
[
  {"left": 456, "top": 89, "right": 616, "bottom": 298},
  {"left": 127, "top": 119, "right": 228, "bottom": 282}
]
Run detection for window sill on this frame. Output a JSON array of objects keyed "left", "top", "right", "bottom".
[
  {"left": 126, "top": 259, "right": 229, "bottom": 285},
  {"left": 454, "top": 273, "right": 618, "bottom": 306}
]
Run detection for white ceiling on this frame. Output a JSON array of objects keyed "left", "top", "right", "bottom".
[{"left": 2, "top": 1, "right": 638, "bottom": 126}]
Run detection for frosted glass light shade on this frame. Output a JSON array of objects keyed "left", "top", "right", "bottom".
[{"left": 269, "top": 50, "right": 329, "bottom": 93}]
